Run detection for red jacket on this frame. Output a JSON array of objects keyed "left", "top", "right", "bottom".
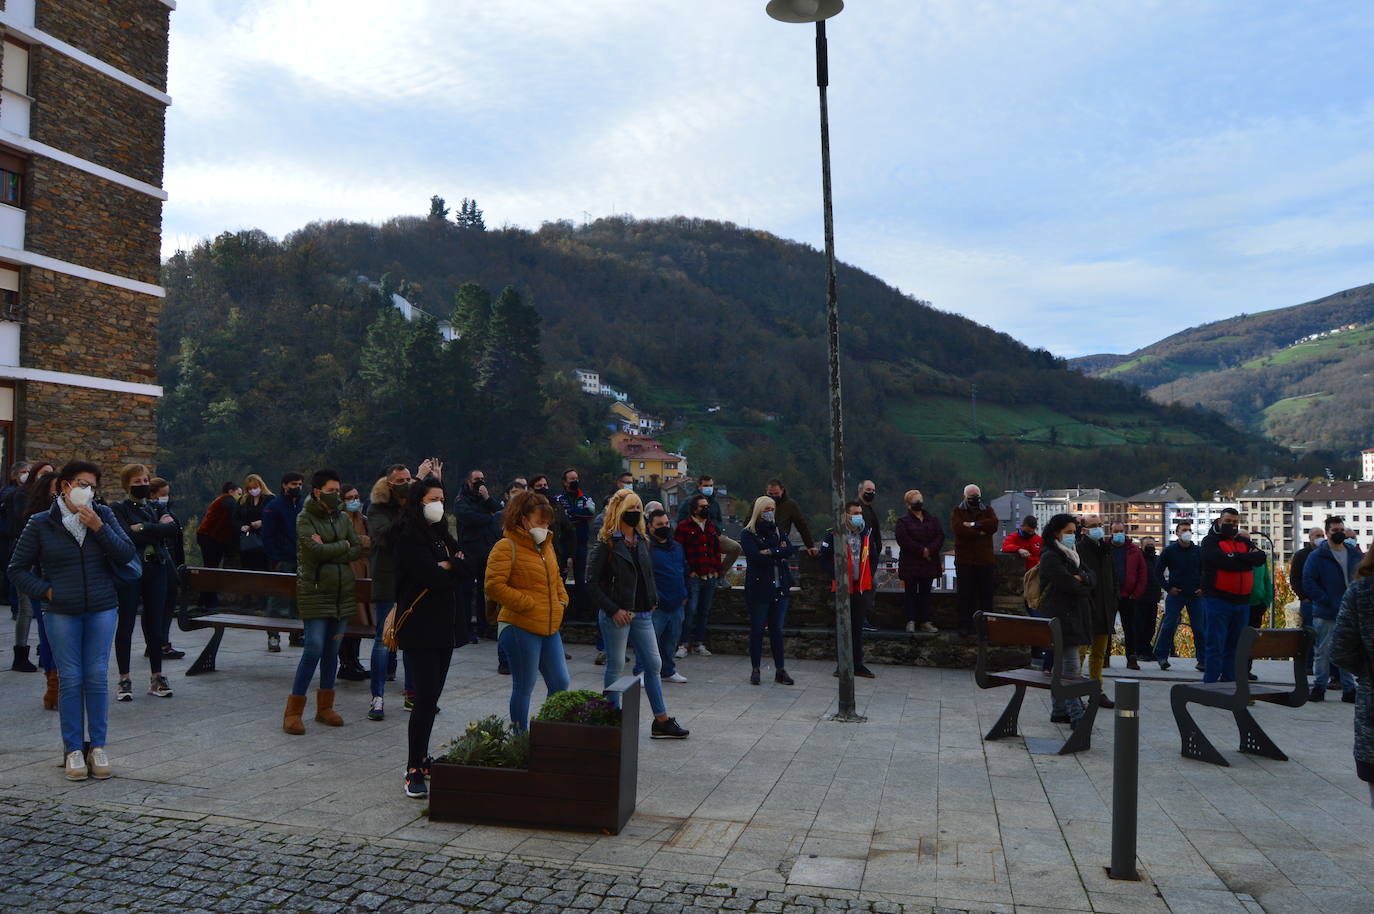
[
  {"left": 196, "top": 493, "right": 236, "bottom": 544},
  {"left": 1116, "top": 540, "right": 1147, "bottom": 599},
  {"left": 1000, "top": 530, "right": 1042, "bottom": 571},
  {"left": 674, "top": 518, "right": 722, "bottom": 576}
]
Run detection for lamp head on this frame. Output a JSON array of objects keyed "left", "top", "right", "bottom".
[{"left": 766, "top": 0, "right": 843, "bottom": 23}]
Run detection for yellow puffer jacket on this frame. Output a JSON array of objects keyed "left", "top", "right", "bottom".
[{"left": 485, "top": 527, "right": 568, "bottom": 636}]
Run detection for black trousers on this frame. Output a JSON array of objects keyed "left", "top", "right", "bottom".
[
  {"left": 404, "top": 647, "right": 452, "bottom": 770},
  {"left": 903, "top": 578, "right": 934, "bottom": 624},
  {"left": 838, "top": 588, "right": 873, "bottom": 670},
  {"left": 115, "top": 561, "right": 169, "bottom": 676},
  {"left": 1117, "top": 596, "right": 1138, "bottom": 657},
  {"left": 955, "top": 564, "right": 995, "bottom": 631},
  {"left": 196, "top": 534, "right": 227, "bottom": 608}
]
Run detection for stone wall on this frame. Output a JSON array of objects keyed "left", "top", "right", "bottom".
[
  {"left": 25, "top": 158, "right": 162, "bottom": 284},
  {"left": 19, "top": 268, "right": 161, "bottom": 382},
  {"left": 35, "top": 0, "right": 170, "bottom": 91},
  {"left": 28, "top": 47, "right": 166, "bottom": 186},
  {"left": 18, "top": 381, "right": 158, "bottom": 499}
]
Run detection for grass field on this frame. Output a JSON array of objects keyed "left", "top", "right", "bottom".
[{"left": 1241, "top": 323, "right": 1374, "bottom": 370}]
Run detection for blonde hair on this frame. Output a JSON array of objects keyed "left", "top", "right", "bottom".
[
  {"left": 241, "top": 474, "right": 273, "bottom": 503},
  {"left": 744, "top": 495, "right": 776, "bottom": 533},
  {"left": 120, "top": 463, "right": 150, "bottom": 490},
  {"left": 904, "top": 489, "right": 922, "bottom": 507},
  {"left": 598, "top": 489, "right": 644, "bottom": 542}
]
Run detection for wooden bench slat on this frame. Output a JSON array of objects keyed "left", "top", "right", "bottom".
[
  {"left": 184, "top": 567, "right": 372, "bottom": 602},
  {"left": 978, "top": 612, "right": 1054, "bottom": 649}
]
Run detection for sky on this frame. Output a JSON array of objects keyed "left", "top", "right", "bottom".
[{"left": 163, "top": 0, "right": 1374, "bottom": 357}]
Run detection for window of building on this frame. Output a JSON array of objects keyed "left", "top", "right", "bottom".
[
  {"left": 1, "top": 40, "right": 28, "bottom": 97},
  {"left": 638, "top": 461, "right": 645, "bottom": 470},
  {"left": 0, "top": 152, "right": 23, "bottom": 208},
  {"left": 0, "top": 266, "right": 17, "bottom": 321}
]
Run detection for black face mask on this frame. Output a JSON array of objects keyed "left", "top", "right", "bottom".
[
  {"left": 910, "top": 502, "right": 923, "bottom": 512},
  {"left": 861, "top": 492, "right": 875, "bottom": 503},
  {"left": 129, "top": 484, "right": 150, "bottom": 500},
  {"left": 622, "top": 511, "right": 642, "bottom": 527},
  {"left": 472, "top": 479, "right": 485, "bottom": 490},
  {"left": 1219, "top": 523, "right": 1238, "bottom": 537},
  {"left": 565, "top": 482, "right": 580, "bottom": 493},
  {"left": 285, "top": 487, "right": 302, "bottom": 500},
  {"left": 1330, "top": 531, "right": 1347, "bottom": 545},
  {"left": 967, "top": 496, "right": 981, "bottom": 508},
  {"left": 652, "top": 527, "right": 670, "bottom": 540}
]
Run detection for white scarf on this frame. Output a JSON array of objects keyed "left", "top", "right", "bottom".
[
  {"left": 1055, "top": 537, "right": 1080, "bottom": 567},
  {"left": 59, "top": 497, "right": 87, "bottom": 546}
]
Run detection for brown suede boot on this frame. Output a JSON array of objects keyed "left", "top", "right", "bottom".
[
  {"left": 43, "top": 670, "right": 59, "bottom": 710},
  {"left": 314, "top": 689, "right": 344, "bottom": 726},
  {"left": 283, "top": 694, "right": 307, "bottom": 735}
]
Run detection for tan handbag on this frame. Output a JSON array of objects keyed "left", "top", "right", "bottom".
[{"left": 382, "top": 588, "right": 427, "bottom": 650}]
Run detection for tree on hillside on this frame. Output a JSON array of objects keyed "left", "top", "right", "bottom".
[
  {"left": 456, "top": 198, "right": 486, "bottom": 231},
  {"left": 428, "top": 195, "right": 449, "bottom": 221}
]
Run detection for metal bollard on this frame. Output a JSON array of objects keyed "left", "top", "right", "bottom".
[{"left": 1109, "top": 678, "right": 1140, "bottom": 880}]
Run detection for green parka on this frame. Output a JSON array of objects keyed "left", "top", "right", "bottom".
[{"left": 296, "top": 495, "right": 364, "bottom": 620}]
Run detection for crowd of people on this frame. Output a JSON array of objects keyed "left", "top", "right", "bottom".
[{"left": 3, "top": 459, "right": 1370, "bottom": 806}]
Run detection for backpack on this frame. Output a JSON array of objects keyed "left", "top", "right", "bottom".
[{"left": 1023, "top": 564, "right": 1049, "bottom": 612}]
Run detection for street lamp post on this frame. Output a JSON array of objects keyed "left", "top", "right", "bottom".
[{"left": 765, "top": 0, "right": 862, "bottom": 721}]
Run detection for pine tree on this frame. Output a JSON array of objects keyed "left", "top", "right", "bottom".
[
  {"left": 456, "top": 198, "right": 486, "bottom": 231},
  {"left": 451, "top": 281, "right": 492, "bottom": 350},
  {"left": 428, "top": 195, "right": 449, "bottom": 221}
]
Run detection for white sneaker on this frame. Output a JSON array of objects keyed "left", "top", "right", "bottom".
[
  {"left": 64, "top": 750, "right": 88, "bottom": 781},
  {"left": 920, "top": 622, "right": 939, "bottom": 633},
  {"left": 905, "top": 621, "right": 916, "bottom": 633},
  {"left": 87, "top": 747, "right": 112, "bottom": 779},
  {"left": 664, "top": 672, "right": 688, "bottom": 683},
  {"left": 674, "top": 646, "right": 687, "bottom": 660},
  {"left": 691, "top": 645, "right": 712, "bottom": 657}
]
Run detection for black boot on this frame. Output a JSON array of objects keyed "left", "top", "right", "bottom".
[{"left": 11, "top": 646, "right": 37, "bottom": 673}]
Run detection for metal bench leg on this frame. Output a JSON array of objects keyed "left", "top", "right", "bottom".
[
  {"left": 985, "top": 685, "right": 1026, "bottom": 741},
  {"left": 1171, "top": 689, "right": 1228, "bottom": 766},
  {"left": 1234, "top": 708, "right": 1287, "bottom": 761},
  {"left": 185, "top": 627, "right": 224, "bottom": 676},
  {"left": 1058, "top": 688, "right": 1098, "bottom": 754}
]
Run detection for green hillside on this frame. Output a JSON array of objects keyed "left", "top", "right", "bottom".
[
  {"left": 157, "top": 209, "right": 1306, "bottom": 528},
  {"left": 1071, "top": 283, "right": 1374, "bottom": 455}
]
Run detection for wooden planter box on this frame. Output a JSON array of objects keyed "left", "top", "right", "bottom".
[{"left": 428, "top": 676, "right": 640, "bottom": 833}]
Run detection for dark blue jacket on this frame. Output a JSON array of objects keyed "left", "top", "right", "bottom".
[
  {"left": 649, "top": 534, "right": 687, "bottom": 609},
  {"left": 741, "top": 523, "right": 796, "bottom": 600},
  {"left": 260, "top": 492, "right": 304, "bottom": 566},
  {"left": 1156, "top": 541, "right": 1202, "bottom": 594},
  {"left": 7, "top": 502, "right": 135, "bottom": 615},
  {"left": 1303, "top": 540, "right": 1364, "bottom": 620}
]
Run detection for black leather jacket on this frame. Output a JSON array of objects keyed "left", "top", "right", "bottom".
[{"left": 586, "top": 533, "right": 657, "bottom": 616}]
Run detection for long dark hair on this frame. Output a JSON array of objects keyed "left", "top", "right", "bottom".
[
  {"left": 1043, "top": 513, "right": 1076, "bottom": 544},
  {"left": 392, "top": 477, "right": 457, "bottom": 551},
  {"left": 20, "top": 471, "right": 59, "bottom": 527}
]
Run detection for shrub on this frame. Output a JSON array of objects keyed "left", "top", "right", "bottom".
[
  {"left": 438, "top": 715, "right": 530, "bottom": 769},
  {"left": 535, "top": 689, "right": 621, "bottom": 727}
]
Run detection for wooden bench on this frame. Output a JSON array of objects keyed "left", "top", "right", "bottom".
[
  {"left": 974, "top": 611, "right": 1101, "bottom": 755},
  {"left": 1170, "top": 626, "right": 1314, "bottom": 766},
  {"left": 175, "top": 567, "right": 375, "bottom": 676}
]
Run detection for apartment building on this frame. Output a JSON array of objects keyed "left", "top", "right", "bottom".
[
  {"left": 1296, "top": 479, "right": 1374, "bottom": 553},
  {"left": 1236, "top": 477, "right": 1309, "bottom": 562}
]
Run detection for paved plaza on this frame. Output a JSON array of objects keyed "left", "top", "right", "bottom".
[{"left": 1, "top": 623, "right": 1370, "bottom": 913}]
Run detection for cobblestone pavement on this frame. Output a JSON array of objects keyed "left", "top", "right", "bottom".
[{"left": 0, "top": 794, "right": 983, "bottom": 914}]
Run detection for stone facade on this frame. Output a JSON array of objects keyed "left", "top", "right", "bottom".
[
  {"left": 35, "top": 0, "right": 171, "bottom": 91},
  {"left": 19, "top": 381, "right": 158, "bottom": 496},
  {"left": 24, "top": 157, "right": 162, "bottom": 284},
  {"left": 28, "top": 46, "right": 167, "bottom": 187},
  {"left": 18, "top": 268, "right": 160, "bottom": 383}
]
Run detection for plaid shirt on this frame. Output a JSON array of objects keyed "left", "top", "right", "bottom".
[{"left": 674, "top": 518, "right": 722, "bottom": 576}]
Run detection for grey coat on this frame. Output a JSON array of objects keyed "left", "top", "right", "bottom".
[
  {"left": 7, "top": 502, "right": 136, "bottom": 615},
  {"left": 1332, "top": 577, "right": 1374, "bottom": 782}
]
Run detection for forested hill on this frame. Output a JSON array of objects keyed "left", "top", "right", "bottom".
[
  {"left": 1071, "top": 283, "right": 1374, "bottom": 455},
  {"left": 158, "top": 209, "right": 1306, "bottom": 525}
]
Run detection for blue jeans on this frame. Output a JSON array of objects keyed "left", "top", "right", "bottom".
[
  {"left": 600, "top": 612, "right": 666, "bottom": 716},
  {"left": 1202, "top": 598, "right": 1247, "bottom": 683},
  {"left": 654, "top": 605, "right": 684, "bottom": 677},
  {"left": 1051, "top": 648, "right": 1085, "bottom": 722},
  {"left": 292, "top": 617, "right": 344, "bottom": 695},
  {"left": 1314, "top": 617, "right": 1356, "bottom": 692},
  {"left": 1154, "top": 592, "right": 1201, "bottom": 661},
  {"left": 684, "top": 575, "right": 717, "bottom": 646},
  {"left": 45, "top": 608, "right": 118, "bottom": 753},
  {"left": 499, "top": 625, "right": 570, "bottom": 730},
  {"left": 370, "top": 601, "right": 412, "bottom": 699},
  {"left": 747, "top": 590, "right": 789, "bottom": 670}
]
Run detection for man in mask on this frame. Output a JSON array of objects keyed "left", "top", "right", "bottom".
[
  {"left": 453, "top": 469, "right": 502, "bottom": 644},
  {"left": 766, "top": 478, "right": 818, "bottom": 557},
  {"left": 646, "top": 509, "right": 688, "bottom": 683},
  {"left": 1289, "top": 526, "right": 1325, "bottom": 675},
  {"left": 262, "top": 472, "right": 307, "bottom": 633},
  {"left": 1153, "top": 521, "right": 1203, "bottom": 671},
  {"left": 819, "top": 501, "right": 878, "bottom": 678},
  {"left": 554, "top": 468, "right": 596, "bottom": 617},
  {"left": 950, "top": 484, "right": 998, "bottom": 636},
  {"left": 1109, "top": 522, "right": 1147, "bottom": 670},
  {"left": 1199, "top": 507, "right": 1267, "bottom": 683},
  {"left": 676, "top": 475, "right": 741, "bottom": 587},
  {"left": 676, "top": 493, "right": 724, "bottom": 656},
  {"left": 1302, "top": 515, "right": 1362, "bottom": 702},
  {"left": 0, "top": 460, "right": 32, "bottom": 618}
]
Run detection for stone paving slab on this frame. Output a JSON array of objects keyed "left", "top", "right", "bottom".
[{"left": 2, "top": 621, "right": 1370, "bottom": 913}]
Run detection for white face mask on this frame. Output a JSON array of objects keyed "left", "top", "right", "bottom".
[
  {"left": 529, "top": 526, "right": 549, "bottom": 545},
  {"left": 422, "top": 501, "right": 445, "bottom": 523},
  {"left": 248, "top": 487, "right": 262, "bottom": 498},
  {"left": 1179, "top": 531, "right": 1193, "bottom": 543},
  {"left": 17, "top": 472, "right": 28, "bottom": 485},
  {"left": 68, "top": 485, "right": 94, "bottom": 508}
]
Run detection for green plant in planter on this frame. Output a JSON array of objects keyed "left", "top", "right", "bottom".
[
  {"left": 438, "top": 715, "right": 530, "bottom": 769},
  {"left": 535, "top": 689, "right": 621, "bottom": 726}
]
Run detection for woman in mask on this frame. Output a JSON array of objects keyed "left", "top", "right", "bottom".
[
  {"left": 335, "top": 484, "right": 372, "bottom": 683},
  {"left": 8, "top": 461, "right": 135, "bottom": 781},
  {"left": 111, "top": 464, "right": 180, "bottom": 702},
  {"left": 740, "top": 495, "right": 797, "bottom": 685},
  {"left": 485, "top": 490, "right": 570, "bottom": 732},
  {"left": 234, "top": 473, "right": 275, "bottom": 648},
  {"left": 1036, "top": 513, "right": 1095, "bottom": 728},
  {"left": 588, "top": 489, "right": 689, "bottom": 739},
  {"left": 895, "top": 489, "right": 945, "bottom": 634},
  {"left": 9, "top": 464, "right": 55, "bottom": 673},
  {"left": 391, "top": 477, "right": 464, "bottom": 798}
]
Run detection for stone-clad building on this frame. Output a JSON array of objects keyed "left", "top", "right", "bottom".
[{"left": 0, "top": 0, "right": 172, "bottom": 485}]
